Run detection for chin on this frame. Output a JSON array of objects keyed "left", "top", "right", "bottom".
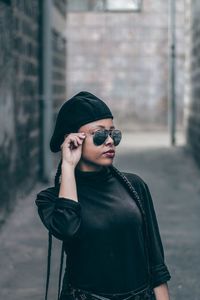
[
  {"left": 81, "top": 156, "right": 114, "bottom": 168},
  {"left": 98, "top": 159, "right": 114, "bottom": 166}
]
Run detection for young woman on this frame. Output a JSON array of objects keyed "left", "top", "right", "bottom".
[{"left": 35, "top": 91, "right": 171, "bottom": 300}]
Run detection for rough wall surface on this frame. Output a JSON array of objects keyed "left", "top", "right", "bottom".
[
  {"left": 66, "top": 0, "right": 185, "bottom": 131},
  {"left": 0, "top": 0, "right": 66, "bottom": 225},
  {"left": 0, "top": 1, "right": 40, "bottom": 225},
  {"left": 184, "top": 0, "right": 200, "bottom": 167}
]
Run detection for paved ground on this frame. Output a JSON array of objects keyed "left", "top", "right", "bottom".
[{"left": 0, "top": 132, "right": 200, "bottom": 300}]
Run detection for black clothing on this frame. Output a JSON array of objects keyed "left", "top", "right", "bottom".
[
  {"left": 35, "top": 165, "right": 171, "bottom": 299},
  {"left": 71, "top": 166, "right": 148, "bottom": 293}
]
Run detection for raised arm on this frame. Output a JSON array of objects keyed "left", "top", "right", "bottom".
[
  {"left": 35, "top": 132, "right": 86, "bottom": 241},
  {"left": 35, "top": 181, "right": 81, "bottom": 241},
  {"left": 58, "top": 131, "right": 86, "bottom": 201}
]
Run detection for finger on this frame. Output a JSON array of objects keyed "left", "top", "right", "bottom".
[
  {"left": 62, "top": 136, "right": 77, "bottom": 148},
  {"left": 73, "top": 136, "right": 84, "bottom": 146},
  {"left": 64, "top": 133, "right": 84, "bottom": 141},
  {"left": 75, "top": 136, "right": 85, "bottom": 143},
  {"left": 70, "top": 135, "right": 85, "bottom": 143},
  {"left": 63, "top": 134, "right": 85, "bottom": 148},
  {"left": 69, "top": 138, "right": 78, "bottom": 147},
  {"left": 72, "top": 136, "right": 84, "bottom": 147},
  {"left": 70, "top": 135, "right": 85, "bottom": 142},
  {"left": 78, "top": 136, "right": 86, "bottom": 141},
  {"left": 78, "top": 132, "right": 86, "bottom": 137}
]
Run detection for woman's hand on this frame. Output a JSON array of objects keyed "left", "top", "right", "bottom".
[{"left": 60, "top": 132, "right": 86, "bottom": 168}]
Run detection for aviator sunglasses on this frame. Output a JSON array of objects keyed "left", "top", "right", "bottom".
[{"left": 90, "top": 129, "right": 122, "bottom": 146}]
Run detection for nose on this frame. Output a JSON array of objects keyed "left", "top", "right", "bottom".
[{"left": 105, "top": 133, "right": 114, "bottom": 145}]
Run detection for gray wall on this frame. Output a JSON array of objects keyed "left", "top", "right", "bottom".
[
  {"left": 0, "top": 1, "right": 41, "bottom": 225},
  {"left": 0, "top": 0, "right": 67, "bottom": 226},
  {"left": 184, "top": 0, "right": 200, "bottom": 168},
  {"left": 66, "top": 0, "right": 185, "bottom": 131}
]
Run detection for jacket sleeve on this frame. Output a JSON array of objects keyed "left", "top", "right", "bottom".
[
  {"left": 142, "top": 181, "right": 171, "bottom": 288},
  {"left": 35, "top": 187, "right": 82, "bottom": 241}
]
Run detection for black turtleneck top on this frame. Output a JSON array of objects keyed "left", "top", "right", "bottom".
[{"left": 35, "top": 165, "right": 171, "bottom": 295}]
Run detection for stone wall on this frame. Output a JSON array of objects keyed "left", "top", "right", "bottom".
[
  {"left": 51, "top": 2, "right": 67, "bottom": 172},
  {"left": 0, "top": 0, "right": 40, "bottom": 225},
  {"left": 52, "top": 0, "right": 67, "bottom": 115},
  {"left": 66, "top": 0, "right": 185, "bottom": 131},
  {"left": 184, "top": 0, "right": 200, "bottom": 167},
  {"left": 0, "top": 0, "right": 67, "bottom": 226},
  {"left": 52, "top": 28, "right": 67, "bottom": 119}
]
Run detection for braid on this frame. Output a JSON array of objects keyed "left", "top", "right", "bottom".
[
  {"left": 53, "top": 158, "right": 66, "bottom": 299},
  {"left": 109, "top": 165, "right": 146, "bottom": 218},
  {"left": 54, "top": 159, "right": 62, "bottom": 187}
]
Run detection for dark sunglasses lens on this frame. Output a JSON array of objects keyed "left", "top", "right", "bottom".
[
  {"left": 93, "top": 130, "right": 108, "bottom": 145},
  {"left": 112, "top": 130, "right": 122, "bottom": 146},
  {"left": 93, "top": 129, "right": 122, "bottom": 146}
]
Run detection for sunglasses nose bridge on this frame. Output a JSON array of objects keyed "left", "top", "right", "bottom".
[{"left": 105, "top": 131, "right": 114, "bottom": 144}]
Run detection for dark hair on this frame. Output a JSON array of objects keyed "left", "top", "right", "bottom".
[{"left": 54, "top": 159, "right": 62, "bottom": 187}]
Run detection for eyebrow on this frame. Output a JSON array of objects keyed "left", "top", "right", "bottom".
[{"left": 92, "top": 125, "right": 115, "bottom": 129}]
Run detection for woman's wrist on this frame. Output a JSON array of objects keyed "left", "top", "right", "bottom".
[
  {"left": 59, "top": 162, "right": 78, "bottom": 201},
  {"left": 61, "top": 161, "right": 76, "bottom": 171}
]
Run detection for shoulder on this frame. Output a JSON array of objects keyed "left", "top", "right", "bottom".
[
  {"left": 121, "top": 171, "right": 147, "bottom": 189},
  {"left": 120, "top": 171, "right": 151, "bottom": 201}
]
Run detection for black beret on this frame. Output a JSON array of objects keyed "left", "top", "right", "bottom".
[{"left": 50, "top": 91, "right": 114, "bottom": 152}]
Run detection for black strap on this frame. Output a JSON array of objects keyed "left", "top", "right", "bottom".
[
  {"left": 45, "top": 231, "right": 52, "bottom": 300},
  {"left": 45, "top": 233, "right": 65, "bottom": 300},
  {"left": 57, "top": 241, "right": 65, "bottom": 299}
]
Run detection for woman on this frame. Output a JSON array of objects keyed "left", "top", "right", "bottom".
[{"left": 35, "top": 91, "right": 171, "bottom": 300}]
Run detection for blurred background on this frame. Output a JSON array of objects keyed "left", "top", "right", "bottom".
[{"left": 0, "top": 1, "right": 200, "bottom": 300}]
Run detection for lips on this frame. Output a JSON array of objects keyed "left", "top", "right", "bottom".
[{"left": 103, "top": 150, "right": 115, "bottom": 154}]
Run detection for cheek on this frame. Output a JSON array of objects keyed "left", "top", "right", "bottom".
[{"left": 82, "top": 140, "right": 102, "bottom": 158}]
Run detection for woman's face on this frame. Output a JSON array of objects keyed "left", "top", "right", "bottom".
[{"left": 77, "top": 118, "right": 117, "bottom": 171}]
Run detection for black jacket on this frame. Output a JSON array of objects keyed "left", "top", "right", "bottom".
[{"left": 35, "top": 165, "right": 171, "bottom": 300}]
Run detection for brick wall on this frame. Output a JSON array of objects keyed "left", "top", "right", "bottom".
[
  {"left": 51, "top": 3, "right": 67, "bottom": 171},
  {"left": 0, "top": 0, "right": 40, "bottom": 225},
  {"left": 184, "top": 0, "right": 200, "bottom": 167},
  {"left": 52, "top": 28, "right": 67, "bottom": 120},
  {"left": 66, "top": 0, "right": 185, "bottom": 131},
  {"left": 53, "top": 0, "right": 66, "bottom": 18},
  {"left": 0, "top": 0, "right": 67, "bottom": 226}
]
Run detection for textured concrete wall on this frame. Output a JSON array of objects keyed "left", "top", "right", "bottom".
[
  {"left": 184, "top": 0, "right": 200, "bottom": 167},
  {"left": 0, "top": 1, "right": 40, "bottom": 225},
  {"left": 52, "top": 28, "right": 67, "bottom": 119},
  {"left": 51, "top": 1, "right": 67, "bottom": 172},
  {"left": 0, "top": 0, "right": 67, "bottom": 226},
  {"left": 66, "top": 0, "right": 185, "bottom": 131}
]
